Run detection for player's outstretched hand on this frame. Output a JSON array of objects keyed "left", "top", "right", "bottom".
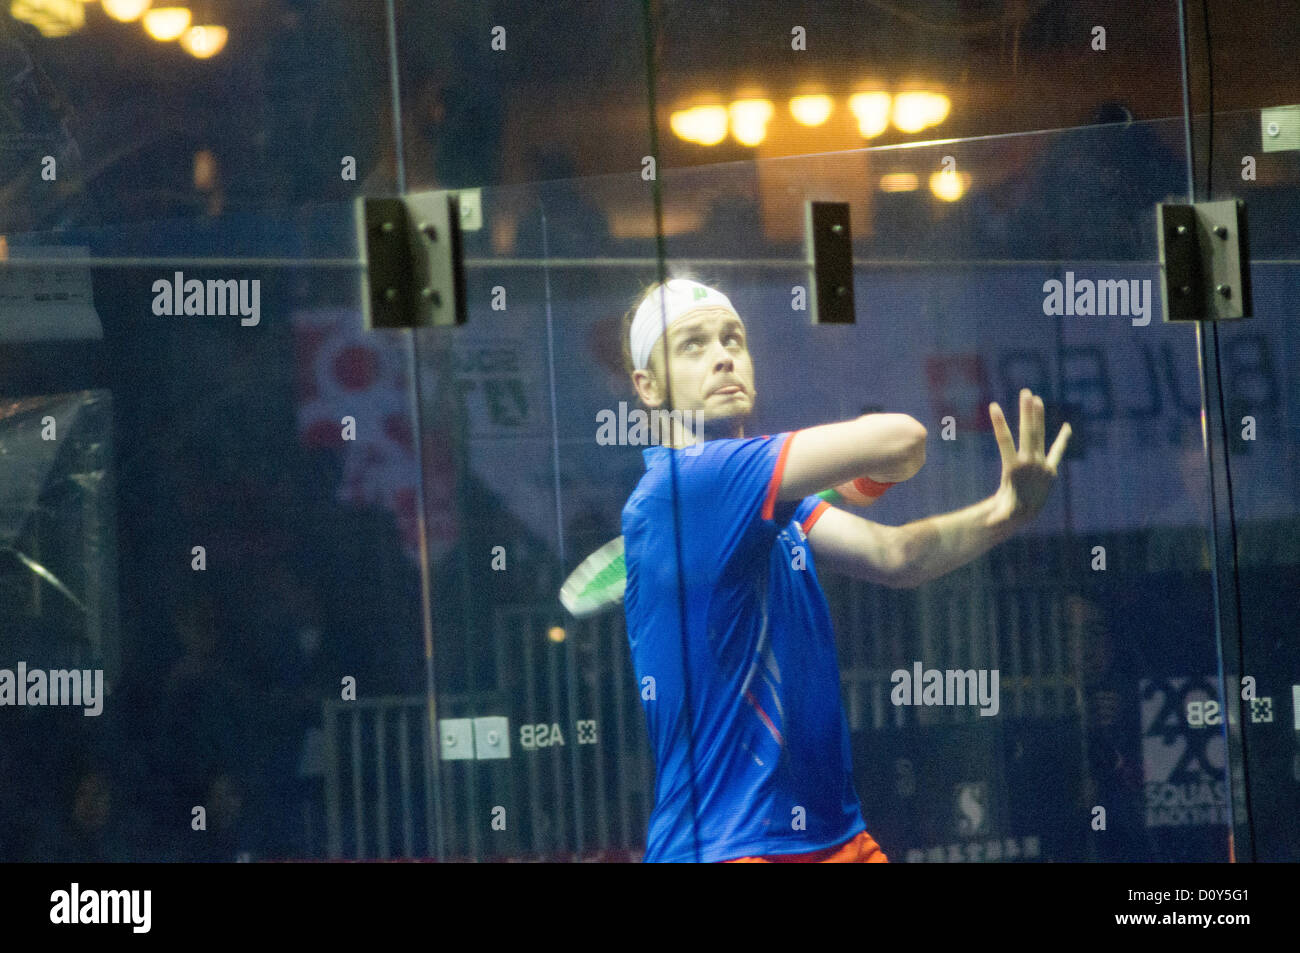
[{"left": 988, "top": 388, "right": 1071, "bottom": 527}]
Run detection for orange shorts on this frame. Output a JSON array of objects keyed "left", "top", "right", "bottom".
[{"left": 721, "top": 829, "right": 888, "bottom": 863}]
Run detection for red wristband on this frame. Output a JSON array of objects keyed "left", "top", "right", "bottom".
[{"left": 852, "top": 476, "right": 896, "bottom": 499}]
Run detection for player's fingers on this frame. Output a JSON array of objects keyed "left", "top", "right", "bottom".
[
  {"left": 1046, "top": 422, "right": 1072, "bottom": 471},
  {"left": 990, "top": 402, "right": 1016, "bottom": 460},
  {"left": 1035, "top": 394, "right": 1045, "bottom": 456},
  {"left": 1019, "top": 389, "right": 1032, "bottom": 456}
]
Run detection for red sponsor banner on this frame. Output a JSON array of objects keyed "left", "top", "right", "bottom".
[{"left": 293, "top": 308, "right": 458, "bottom": 563}]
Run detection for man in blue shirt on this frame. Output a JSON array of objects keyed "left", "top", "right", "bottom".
[{"left": 619, "top": 279, "right": 1071, "bottom": 863}]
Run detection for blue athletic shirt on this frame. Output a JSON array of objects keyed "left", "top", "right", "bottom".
[{"left": 622, "top": 431, "right": 867, "bottom": 863}]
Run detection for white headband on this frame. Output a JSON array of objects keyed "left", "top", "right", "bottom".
[{"left": 630, "top": 279, "right": 738, "bottom": 372}]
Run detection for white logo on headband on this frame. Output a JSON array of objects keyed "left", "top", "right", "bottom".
[{"left": 630, "top": 280, "right": 738, "bottom": 372}]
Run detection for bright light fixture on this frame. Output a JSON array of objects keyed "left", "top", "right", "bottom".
[
  {"left": 880, "top": 173, "right": 919, "bottom": 193},
  {"left": 929, "top": 169, "right": 968, "bottom": 202},
  {"left": 180, "top": 24, "right": 227, "bottom": 58},
  {"left": 10, "top": 0, "right": 86, "bottom": 37},
  {"left": 848, "top": 92, "right": 892, "bottom": 138},
  {"left": 102, "top": 0, "right": 151, "bottom": 21},
  {"left": 789, "top": 94, "right": 833, "bottom": 127},
  {"left": 669, "top": 105, "right": 729, "bottom": 146},
  {"left": 893, "top": 91, "right": 951, "bottom": 133},
  {"left": 142, "top": 5, "right": 191, "bottom": 41},
  {"left": 728, "top": 99, "right": 774, "bottom": 146}
]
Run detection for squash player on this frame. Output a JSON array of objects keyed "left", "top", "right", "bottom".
[{"left": 618, "top": 278, "right": 1070, "bottom": 863}]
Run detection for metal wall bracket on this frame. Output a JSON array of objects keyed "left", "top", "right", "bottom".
[
  {"left": 1261, "top": 105, "right": 1300, "bottom": 153},
  {"left": 1157, "top": 199, "right": 1252, "bottom": 322},
  {"left": 472, "top": 716, "right": 510, "bottom": 760},
  {"left": 438, "top": 716, "right": 511, "bottom": 760},
  {"left": 357, "top": 190, "right": 468, "bottom": 331},
  {"left": 440, "top": 717, "right": 475, "bottom": 760},
  {"left": 805, "top": 200, "right": 855, "bottom": 324}
]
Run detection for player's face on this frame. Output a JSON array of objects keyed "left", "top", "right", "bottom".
[{"left": 662, "top": 308, "right": 755, "bottom": 422}]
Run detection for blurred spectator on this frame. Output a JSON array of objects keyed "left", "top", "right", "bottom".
[
  {"left": 187, "top": 772, "right": 253, "bottom": 862},
  {"left": 34, "top": 767, "right": 133, "bottom": 862},
  {"left": 1069, "top": 591, "right": 1154, "bottom": 861},
  {"left": 247, "top": 567, "right": 338, "bottom": 857},
  {"left": 157, "top": 593, "right": 252, "bottom": 816}
]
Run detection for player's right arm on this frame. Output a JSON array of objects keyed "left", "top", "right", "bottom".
[{"left": 776, "top": 413, "right": 926, "bottom": 502}]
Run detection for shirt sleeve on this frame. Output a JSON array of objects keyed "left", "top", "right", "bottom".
[
  {"left": 674, "top": 431, "right": 804, "bottom": 587},
  {"left": 793, "top": 495, "right": 833, "bottom": 535},
  {"left": 703, "top": 431, "right": 801, "bottom": 530}
]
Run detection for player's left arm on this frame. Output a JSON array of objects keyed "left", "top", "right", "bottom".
[
  {"left": 809, "top": 389, "right": 1070, "bottom": 589},
  {"left": 805, "top": 505, "right": 909, "bottom": 587}
]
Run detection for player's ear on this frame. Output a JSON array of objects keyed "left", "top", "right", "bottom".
[{"left": 632, "top": 368, "right": 664, "bottom": 408}]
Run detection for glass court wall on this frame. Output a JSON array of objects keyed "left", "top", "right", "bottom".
[{"left": 0, "top": 0, "right": 1296, "bottom": 862}]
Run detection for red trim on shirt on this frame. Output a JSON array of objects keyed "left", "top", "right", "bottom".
[
  {"left": 745, "top": 689, "right": 785, "bottom": 747},
  {"left": 801, "top": 499, "right": 831, "bottom": 534},
  {"left": 761, "top": 432, "right": 796, "bottom": 521}
]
